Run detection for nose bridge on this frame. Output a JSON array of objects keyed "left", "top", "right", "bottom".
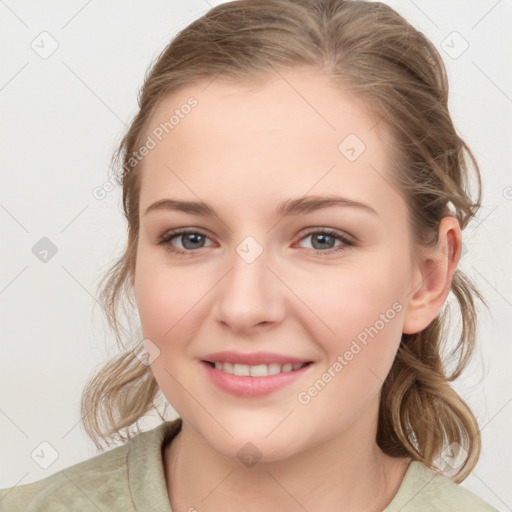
[
  {"left": 227, "top": 234, "right": 273, "bottom": 303},
  {"left": 214, "top": 233, "right": 283, "bottom": 330}
]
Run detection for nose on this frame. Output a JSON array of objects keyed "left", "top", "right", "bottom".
[{"left": 213, "top": 240, "right": 285, "bottom": 334}]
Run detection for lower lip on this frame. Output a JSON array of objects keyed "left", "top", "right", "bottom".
[{"left": 201, "top": 361, "right": 313, "bottom": 397}]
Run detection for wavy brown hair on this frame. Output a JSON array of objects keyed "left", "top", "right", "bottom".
[{"left": 81, "top": 0, "right": 486, "bottom": 483}]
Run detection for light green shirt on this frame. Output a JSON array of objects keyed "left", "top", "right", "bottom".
[{"left": 0, "top": 418, "right": 498, "bottom": 511}]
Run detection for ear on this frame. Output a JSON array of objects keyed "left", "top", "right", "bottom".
[{"left": 402, "top": 216, "right": 462, "bottom": 335}]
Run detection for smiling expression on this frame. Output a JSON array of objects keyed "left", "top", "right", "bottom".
[{"left": 133, "top": 67, "right": 420, "bottom": 461}]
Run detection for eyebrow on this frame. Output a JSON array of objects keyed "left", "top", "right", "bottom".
[{"left": 144, "top": 195, "right": 378, "bottom": 218}]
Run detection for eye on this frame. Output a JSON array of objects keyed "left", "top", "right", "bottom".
[
  {"left": 296, "top": 228, "right": 354, "bottom": 255},
  {"left": 157, "top": 227, "right": 355, "bottom": 256},
  {"left": 157, "top": 229, "right": 214, "bottom": 255}
]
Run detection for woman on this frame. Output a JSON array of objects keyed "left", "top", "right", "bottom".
[{"left": 0, "top": 0, "right": 498, "bottom": 510}]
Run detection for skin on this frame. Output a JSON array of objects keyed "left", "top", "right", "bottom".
[{"left": 132, "top": 67, "right": 462, "bottom": 512}]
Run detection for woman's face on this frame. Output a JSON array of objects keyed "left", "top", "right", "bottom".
[{"left": 133, "top": 68, "right": 421, "bottom": 461}]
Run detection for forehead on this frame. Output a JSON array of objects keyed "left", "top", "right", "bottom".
[
  {"left": 138, "top": 68, "right": 404, "bottom": 222},
  {"left": 144, "top": 68, "right": 379, "bottom": 155}
]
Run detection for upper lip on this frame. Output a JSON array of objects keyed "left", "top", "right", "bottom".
[{"left": 203, "top": 351, "right": 312, "bottom": 366}]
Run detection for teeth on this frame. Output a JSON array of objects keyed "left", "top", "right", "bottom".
[
  {"left": 211, "top": 361, "right": 307, "bottom": 376},
  {"left": 250, "top": 364, "right": 268, "bottom": 377},
  {"left": 267, "top": 363, "right": 282, "bottom": 375},
  {"left": 233, "top": 363, "right": 250, "bottom": 376}
]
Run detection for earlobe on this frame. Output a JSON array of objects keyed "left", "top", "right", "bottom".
[{"left": 402, "top": 216, "right": 462, "bottom": 335}]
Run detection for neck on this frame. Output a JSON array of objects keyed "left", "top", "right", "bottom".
[{"left": 164, "top": 399, "right": 411, "bottom": 512}]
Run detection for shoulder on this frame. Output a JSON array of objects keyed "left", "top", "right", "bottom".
[
  {"left": 0, "top": 420, "right": 178, "bottom": 512},
  {"left": 385, "top": 461, "right": 499, "bottom": 512},
  {"left": 0, "top": 441, "right": 132, "bottom": 512}
]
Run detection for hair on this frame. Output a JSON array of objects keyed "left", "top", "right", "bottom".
[{"left": 80, "top": 0, "right": 486, "bottom": 483}]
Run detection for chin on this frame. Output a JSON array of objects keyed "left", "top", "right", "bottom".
[{"left": 202, "top": 425, "right": 307, "bottom": 466}]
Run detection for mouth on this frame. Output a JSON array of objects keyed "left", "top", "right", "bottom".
[
  {"left": 202, "top": 360, "right": 313, "bottom": 377},
  {"left": 201, "top": 359, "right": 314, "bottom": 397}
]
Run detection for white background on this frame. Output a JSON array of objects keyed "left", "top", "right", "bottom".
[{"left": 0, "top": 0, "right": 511, "bottom": 509}]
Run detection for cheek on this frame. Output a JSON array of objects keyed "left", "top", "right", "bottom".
[
  {"left": 301, "top": 256, "right": 408, "bottom": 364},
  {"left": 293, "top": 263, "right": 407, "bottom": 421},
  {"left": 133, "top": 252, "right": 211, "bottom": 411},
  {"left": 133, "top": 249, "right": 216, "bottom": 353},
  {"left": 134, "top": 258, "right": 174, "bottom": 340}
]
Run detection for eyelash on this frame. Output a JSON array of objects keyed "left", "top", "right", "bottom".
[{"left": 157, "top": 228, "right": 355, "bottom": 257}]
